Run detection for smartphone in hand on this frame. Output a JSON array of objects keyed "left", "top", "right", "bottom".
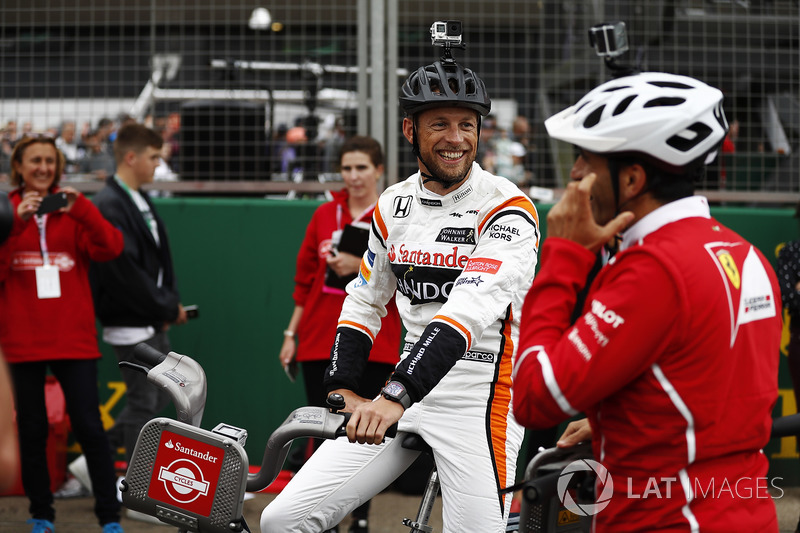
[
  {"left": 184, "top": 305, "right": 199, "bottom": 319},
  {"left": 37, "top": 192, "right": 68, "bottom": 215}
]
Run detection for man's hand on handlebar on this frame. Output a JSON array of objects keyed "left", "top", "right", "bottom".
[
  {"left": 346, "top": 397, "right": 404, "bottom": 445},
  {"left": 557, "top": 418, "right": 592, "bottom": 448},
  {"left": 328, "top": 389, "right": 372, "bottom": 413}
]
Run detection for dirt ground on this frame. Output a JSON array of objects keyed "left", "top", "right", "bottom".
[
  {"left": 0, "top": 490, "right": 443, "bottom": 533},
  {"left": 1, "top": 487, "right": 798, "bottom": 532}
]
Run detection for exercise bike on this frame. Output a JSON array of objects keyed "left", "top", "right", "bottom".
[{"left": 118, "top": 344, "right": 446, "bottom": 533}]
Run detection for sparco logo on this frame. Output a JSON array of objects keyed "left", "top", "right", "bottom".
[{"left": 462, "top": 350, "right": 495, "bottom": 363}]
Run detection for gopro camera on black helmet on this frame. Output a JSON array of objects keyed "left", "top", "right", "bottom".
[{"left": 430, "top": 20, "right": 463, "bottom": 47}]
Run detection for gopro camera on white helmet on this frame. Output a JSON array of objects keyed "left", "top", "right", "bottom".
[
  {"left": 589, "top": 21, "right": 629, "bottom": 58},
  {"left": 430, "top": 20, "right": 463, "bottom": 48}
]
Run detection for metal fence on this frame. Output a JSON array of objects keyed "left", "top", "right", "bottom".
[{"left": 1, "top": 0, "right": 798, "bottom": 203}]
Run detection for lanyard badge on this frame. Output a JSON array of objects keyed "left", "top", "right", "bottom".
[{"left": 34, "top": 214, "right": 61, "bottom": 299}]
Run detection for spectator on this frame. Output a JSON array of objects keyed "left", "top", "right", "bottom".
[
  {"left": 79, "top": 130, "right": 116, "bottom": 180},
  {"left": 0, "top": 350, "right": 18, "bottom": 492},
  {"left": 55, "top": 121, "right": 84, "bottom": 174},
  {"left": 510, "top": 114, "right": 531, "bottom": 149},
  {"left": 491, "top": 129, "right": 526, "bottom": 185},
  {"left": 278, "top": 135, "right": 402, "bottom": 533},
  {"left": 89, "top": 124, "right": 188, "bottom": 481},
  {"left": 0, "top": 194, "right": 13, "bottom": 493},
  {"left": 476, "top": 114, "right": 498, "bottom": 171},
  {"left": 513, "top": 71, "right": 781, "bottom": 532},
  {"left": 778, "top": 202, "right": 800, "bottom": 533},
  {"left": 96, "top": 117, "right": 115, "bottom": 153},
  {"left": 269, "top": 123, "right": 289, "bottom": 175},
  {"left": 261, "top": 43, "right": 539, "bottom": 533},
  {"left": 1, "top": 121, "right": 19, "bottom": 175},
  {"left": 320, "top": 116, "right": 347, "bottom": 174},
  {"left": 0, "top": 135, "right": 124, "bottom": 533},
  {"left": 282, "top": 125, "right": 308, "bottom": 175}
]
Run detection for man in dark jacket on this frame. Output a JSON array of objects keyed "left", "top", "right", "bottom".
[{"left": 91, "top": 123, "right": 187, "bottom": 466}]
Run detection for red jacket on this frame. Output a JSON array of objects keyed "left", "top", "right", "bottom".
[
  {"left": 0, "top": 189, "right": 123, "bottom": 363},
  {"left": 293, "top": 190, "right": 400, "bottom": 364},
  {"left": 514, "top": 197, "right": 780, "bottom": 532}
]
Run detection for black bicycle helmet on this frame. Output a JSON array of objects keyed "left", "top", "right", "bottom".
[{"left": 400, "top": 59, "right": 491, "bottom": 117}]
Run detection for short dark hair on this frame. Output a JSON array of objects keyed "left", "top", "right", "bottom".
[
  {"left": 607, "top": 153, "right": 698, "bottom": 204},
  {"left": 113, "top": 123, "right": 163, "bottom": 164},
  {"left": 339, "top": 135, "right": 384, "bottom": 168}
]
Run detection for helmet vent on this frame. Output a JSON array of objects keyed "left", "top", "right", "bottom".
[
  {"left": 649, "top": 80, "right": 693, "bottom": 90},
  {"left": 644, "top": 97, "right": 685, "bottom": 108},
  {"left": 713, "top": 102, "right": 728, "bottom": 130},
  {"left": 666, "top": 123, "right": 712, "bottom": 152},
  {"left": 613, "top": 95, "right": 636, "bottom": 116},
  {"left": 583, "top": 105, "right": 605, "bottom": 128},
  {"left": 602, "top": 85, "right": 632, "bottom": 93},
  {"left": 465, "top": 78, "right": 476, "bottom": 96}
]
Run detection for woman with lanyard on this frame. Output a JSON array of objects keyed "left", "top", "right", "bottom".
[
  {"left": 0, "top": 135, "right": 125, "bottom": 533},
  {"left": 278, "top": 135, "right": 401, "bottom": 533}
]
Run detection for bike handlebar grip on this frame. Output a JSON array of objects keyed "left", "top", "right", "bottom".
[
  {"left": 522, "top": 471, "right": 561, "bottom": 505},
  {"left": 771, "top": 413, "right": 800, "bottom": 439},
  {"left": 132, "top": 342, "right": 167, "bottom": 368}
]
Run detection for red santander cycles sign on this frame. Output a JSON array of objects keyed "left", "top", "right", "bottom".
[{"left": 148, "top": 430, "right": 225, "bottom": 516}]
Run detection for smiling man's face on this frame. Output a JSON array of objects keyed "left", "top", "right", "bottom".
[{"left": 404, "top": 106, "right": 479, "bottom": 190}]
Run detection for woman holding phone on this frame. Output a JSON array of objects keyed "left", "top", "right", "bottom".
[{"left": 0, "top": 134, "right": 125, "bottom": 533}]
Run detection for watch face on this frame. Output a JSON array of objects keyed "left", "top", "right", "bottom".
[{"left": 384, "top": 381, "right": 405, "bottom": 397}]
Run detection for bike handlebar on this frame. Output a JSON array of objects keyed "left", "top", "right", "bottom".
[
  {"left": 770, "top": 413, "right": 800, "bottom": 439},
  {"left": 247, "top": 406, "right": 398, "bottom": 492},
  {"left": 132, "top": 342, "right": 167, "bottom": 368},
  {"left": 129, "top": 343, "right": 207, "bottom": 427},
  {"left": 129, "top": 344, "right": 398, "bottom": 493}
]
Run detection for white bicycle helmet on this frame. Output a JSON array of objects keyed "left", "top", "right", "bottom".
[{"left": 545, "top": 72, "right": 729, "bottom": 174}]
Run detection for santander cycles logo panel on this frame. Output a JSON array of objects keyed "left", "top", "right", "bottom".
[{"left": 148, "top": 430, "right": 225, "bottom": 516}]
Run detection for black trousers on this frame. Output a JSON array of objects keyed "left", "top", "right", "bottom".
[{"left": 10, "top": 359, "right": 120, "bottom": 526}]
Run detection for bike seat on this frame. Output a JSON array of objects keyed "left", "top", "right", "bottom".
[{"left": 400, "top": 433, "right": 433, "bottom": 455}]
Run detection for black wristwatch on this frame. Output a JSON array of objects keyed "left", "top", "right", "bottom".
[{"left": 381, "top": 381, "right": 412, "bottom": 409}]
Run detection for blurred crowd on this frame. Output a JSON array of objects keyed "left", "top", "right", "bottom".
[
  {"left": 0, "top": 113, "right": 181, "bottom": 184},
  {"left": 477, "top": 114, "right": 536, "bottom": 187},
  {"left": 1, "top": 111, "right": 541, "bottom": 188}
]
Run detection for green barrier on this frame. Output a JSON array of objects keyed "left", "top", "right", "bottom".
[
  {"left": 89, "top": 198, "right": 797, "bottom": 484},
  {"left": 720, "top": 153, "right": 783, "bottom": 191}
]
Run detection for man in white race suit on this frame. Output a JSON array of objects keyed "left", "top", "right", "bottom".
[{"left": 261, "top": 39, "right": 539, "bottom": 533}]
